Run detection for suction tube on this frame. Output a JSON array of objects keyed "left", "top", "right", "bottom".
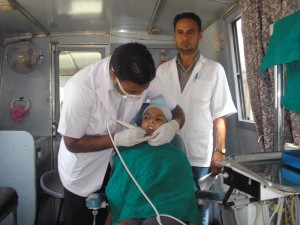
[{"left": 115, "top": 120, "right": 136, "bottom": 129}]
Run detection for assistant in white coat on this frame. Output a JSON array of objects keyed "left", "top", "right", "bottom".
[
  {"left": 156, "top": 12, "right": 237, "bottom": 225},
  {"left": 157, "top": 54, "right": 236, "bottom": 167}
]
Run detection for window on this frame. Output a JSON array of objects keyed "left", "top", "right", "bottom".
[
  {"left": 232, "top": 18, "right": 254, "bottom": 121},
  {"left": 59, "top": 51, "right": 102, "bottom": 108},
  {"left": 51, "top": 44, "right": 107, "bottom": 129}
]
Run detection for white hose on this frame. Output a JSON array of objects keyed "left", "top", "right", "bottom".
[
  {"left": 252, "top": 202, "right": 261, "bottom": 225},
  {"left": 261, "top": 201, "right": 270, "bottom": 225},
  {"left": 233, "top": 207, "right": 241, "bottom": 225},
  {"left": 268, "top": 198, "right": 283, "bottom": 224},
  {"left": 276, "top": 197, "right": 283, "bottom": 225}
]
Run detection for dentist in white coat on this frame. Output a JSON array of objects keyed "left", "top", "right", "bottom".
[
  {"left": 156, "top": 12, "right": 237, "bottom": 225},
  {"left": 58, "top": 43, "right": 185, "bottom": 225}
]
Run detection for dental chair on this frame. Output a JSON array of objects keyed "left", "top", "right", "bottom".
[
  {"left": 85, "top": 134, "right": 187, "bottom": 224},
  {"left": 85, "top": 134, "right": 231, "bottom": 225},
  {"left": 85, "top": 102, "right": 221, "bottom": 224}
]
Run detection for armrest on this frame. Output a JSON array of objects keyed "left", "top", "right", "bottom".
[{"left": 196, "top": 190, "right": 226, "bottom": 202}]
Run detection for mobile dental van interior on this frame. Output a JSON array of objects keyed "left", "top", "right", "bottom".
[{"left": 0, "top": 0, "right": 300, "bottom": 225}]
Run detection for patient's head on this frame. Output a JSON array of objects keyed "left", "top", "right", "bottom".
[{"left": 141, "top": 96, "right": 172, "bottom": 136}]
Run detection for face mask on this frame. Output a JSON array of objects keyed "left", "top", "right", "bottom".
[{"left": 115, "top": 77, "right": 142, "bottom": 101}]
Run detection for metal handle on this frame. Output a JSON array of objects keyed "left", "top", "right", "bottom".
[{"left": 52, "top": 121, "right": 57, "bottom": 138}]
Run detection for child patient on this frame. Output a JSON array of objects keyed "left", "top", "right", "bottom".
[{"left": 106, "top": 96, "right": 200, "bottom": 225}]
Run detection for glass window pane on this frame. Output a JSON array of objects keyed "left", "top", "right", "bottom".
[
  {"left": 235, "top": 18, "right": 254, "bottom": 121},
  {"left": 59, "top": 51, "right": 102, "bottom": 108}
]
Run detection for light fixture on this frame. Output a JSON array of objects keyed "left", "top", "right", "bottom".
[
  {"left": 63, "top": 1, "right": 103, "bottom": 15},
  {"left": 0, "top": 0, "right": 15, "bottom": 12}
]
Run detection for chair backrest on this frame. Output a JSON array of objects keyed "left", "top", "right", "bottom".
[{"left": 170, "top": 134, "right": 186, "bottom": 153}]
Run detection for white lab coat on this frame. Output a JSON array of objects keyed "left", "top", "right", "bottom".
[
  {"left": 157, "top": 54, "right": 237, "bottom": 167},
  {"left": 58, "top": 57, "right": 177, "bottom": 197}
]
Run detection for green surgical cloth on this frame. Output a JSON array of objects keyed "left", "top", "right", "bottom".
[
  {"left": 106, "top": 142, "right": 200, "bottom": 225},
  {"left": 260, "top": 11, "right": 300, "bottom": 75},
  {"left": 260, "top": 10, "right": 300, "bottom": 112},
  {"left": 281, "top": 61, "right": 300, "bottom": 113}
]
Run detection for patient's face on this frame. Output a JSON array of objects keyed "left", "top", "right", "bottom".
[{"left": 141, "top": 107, "right": 168, "bottom": 136}]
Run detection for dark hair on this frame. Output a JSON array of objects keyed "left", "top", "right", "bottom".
[
  {"left": 109, "top": 42, "right": 156, "bottom": 85},
  {"left": 173, "top": 12, "right": 202, "bottom": 32}
]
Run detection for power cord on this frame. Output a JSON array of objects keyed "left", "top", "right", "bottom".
[{"left": 106, "top": 119, "right": 186, "bottom": 225}]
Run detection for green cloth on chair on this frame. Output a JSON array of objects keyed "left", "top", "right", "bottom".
[
  {"left": 106, "top": 142, "right": 200, "bottom": 225},
  {"left": 260, "top": 10, "right": 300, "bottom": 74},
  {"left": 259, "top": 10, "right": 300, "bottom": 112},
  {"left": 281, "top": 61, "right": 300, "bottom": 113}
]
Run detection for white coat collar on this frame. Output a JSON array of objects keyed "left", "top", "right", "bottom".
[{"left": 180, "top": 54, "right": 206, "bottom": 96}]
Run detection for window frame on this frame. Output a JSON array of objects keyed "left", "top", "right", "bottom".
[
  {"left": 224, "top": 8, "right": 255, "bottom": 131},
  {"left": 232, "top": 17, "right": 247, "bottom": 120},
  {"left": 50, "top": 43, "right": 108, "bottom": 138}
]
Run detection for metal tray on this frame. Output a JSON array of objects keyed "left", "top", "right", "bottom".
[{"left": 222, "top": 152, "right": 300, "bottom": 199}]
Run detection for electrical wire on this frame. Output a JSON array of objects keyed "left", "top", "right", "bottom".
[
  {"left": 268, "top": 199, "right": 278, "bottom": 224},
  {"left": 290, "top": 201, "right": 296, "bottom": 225},
  {"left": 268, "top": 198, "right": 283, "bottom": 224},
  {"left": 284, "top": 196, "right": 296, "bottom": 225},
  {"left": 276, "top": 197, "right": 283, "bottom": 225},
  {"left": 295, "top": 195, "right": 300, "bottom": 225},
  {"left": 284, "top": 199, "right": 290, "bottom": 225},
  {"left": 106, "top": 119, "right": 186, "bottom": 225}
]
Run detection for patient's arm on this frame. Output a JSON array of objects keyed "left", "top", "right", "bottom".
[{"left": 104, "top": 211, "right": 112, "bottom": 225}]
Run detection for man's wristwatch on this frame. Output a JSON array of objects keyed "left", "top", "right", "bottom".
[{"left": 215, "top": 147, "right": 226, "bottom": 154}]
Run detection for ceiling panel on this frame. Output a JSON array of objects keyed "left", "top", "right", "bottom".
[
  {"left": 0, "top": 7, "right": 42, "bottom": 38},
  {"left": 17, "top": 0, "right": 110, "bottom": 34},
  {"left": 110, "top": 0, "right": 158, "bottom": 32},
  {"left": 0, "top": 0, "right": 237, "bottom": 39},
  {"left": 153, "top": 0, "right": 232, "bottom": 35}
]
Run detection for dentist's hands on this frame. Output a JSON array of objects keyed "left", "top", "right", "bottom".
[
  {"left": 114, "top": 127, "right": 150, "bottom": 147},
  {"left": 148, "top": 120, "right": 180, "bottom": 146}
]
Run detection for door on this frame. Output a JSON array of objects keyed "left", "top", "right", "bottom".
[{"left": 51, "top": 43, "right": 108, "bottom": 168}]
